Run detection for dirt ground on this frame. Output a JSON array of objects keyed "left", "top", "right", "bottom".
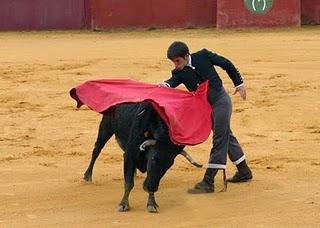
[{"left": 1, "top": 27, "right": 319, "bottom": 227}]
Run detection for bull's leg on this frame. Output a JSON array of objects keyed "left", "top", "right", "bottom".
[
  {"left": 84, "top": 116, "right": 113, "bottom": 182},
  {"left": 118, "top": 104, "right": 147, "bottom": 212},
  {"left": 118, "top": 153, "right": 136, "bottom": 212},
  {"left": 147, "top": 192, "right": 159, "bottom": 213},
  {"left": 118, "top": 188, "right": 132, "bottom": 212}
]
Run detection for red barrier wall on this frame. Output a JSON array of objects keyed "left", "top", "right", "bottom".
[
  {"left": 84, "top": 0, "right": 92, "bottom": 29},
  {"left": 301, "top": 0, "right": 320, "bottom": 24},
  {"left": 1, "top": 0, "right": 310, "bottom": 30},
  {"left": 217, "top": 0, "right": 301, "bottom": 28},
  {"left": 0, "top": 0, "right": 86, "bottom": 30},
  {"left": 90, "top": 0, "right": 217, "bottom": 29}
]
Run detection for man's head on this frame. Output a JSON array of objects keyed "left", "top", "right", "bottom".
[{"left": 167, "top": 41, "right": 190, "bottom": 71}]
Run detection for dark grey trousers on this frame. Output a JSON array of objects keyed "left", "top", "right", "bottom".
[{"left": 207, "top": 88, "right": 245, "bottom": 169}]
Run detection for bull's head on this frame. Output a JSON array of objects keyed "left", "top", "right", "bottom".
[{"left": 140, "top": 139, "right": 202, "bottom": 193}]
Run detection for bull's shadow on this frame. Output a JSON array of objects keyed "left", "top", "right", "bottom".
[{"left": 83, "top": 102, "right": 202, "bottom": 213}]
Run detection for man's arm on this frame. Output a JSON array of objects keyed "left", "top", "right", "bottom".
[
  {"left": 159, "top": 72, "right": 181, "bottom": 88},
  {"left": 204, "top": 49, "right": 246, "bottom": 100}
]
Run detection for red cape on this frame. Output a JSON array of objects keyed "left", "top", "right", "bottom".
[{"left": 70, "top": 79, "right": 212, "bottom": 145}]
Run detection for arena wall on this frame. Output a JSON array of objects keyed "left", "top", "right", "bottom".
[
  {"left": 90, "top": 0, "right": 217, "bottom": 29},
  {"left": 84, "top": 0, "right": 92, "bottom": 29},
  {"left": 0, "top": 0, "right": 86, "bottom": 30},
  {"left": 0, "top": 0, "right": 317, "bottom": 31},
  {"left": 216, "top": 0, "right": 301, "bottom": 28},
  {"left": 301, "top": 0, "right": 320, "bottom": 24}
]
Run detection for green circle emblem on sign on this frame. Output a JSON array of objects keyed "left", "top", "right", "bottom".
[{"left": 244, "top": 0, "right": 273, "bottom": 14}]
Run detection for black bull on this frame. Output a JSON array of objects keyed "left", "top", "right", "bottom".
[{"left": 83, "top": 102, "right": 202, "bottom": 213}]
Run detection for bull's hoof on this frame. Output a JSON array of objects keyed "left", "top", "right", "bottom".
[
  {"left": 118, "top": 203, "right": 130, "bottom": 212},
  {"left": 147, "top": 204, "right": 159, "bottom": 213}
]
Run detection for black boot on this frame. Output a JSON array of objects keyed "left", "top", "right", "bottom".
[
  {"left": 187, "top": 168, "right": 218, "bottom": 194},
  {"left": 227, "top": 160, "right": 252, "bottom": 183}
]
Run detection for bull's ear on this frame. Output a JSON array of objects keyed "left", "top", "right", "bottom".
[
  {"left": 180, "top": 150, "right": 203, "bottom": 168},
  {"left": 139, "top": 139, "right": 157, "bottom": 151}
]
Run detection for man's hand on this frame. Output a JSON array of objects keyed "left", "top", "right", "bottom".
[
  {"left": 158, "top": 82, "right": 170, "bottom": 87},
  {"left": 233, "top": 84, "right": 246, "bottom": 100}
]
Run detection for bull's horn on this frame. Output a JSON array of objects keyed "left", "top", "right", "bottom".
[
  {"left": 180, "top": 150, "right": 203, "bottom": 168},
  {"left": 139, "top": 139, "right": 157, "bottom": 151}
]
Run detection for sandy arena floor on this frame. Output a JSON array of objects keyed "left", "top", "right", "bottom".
[{"left": 0, "top": 27, "right": 319, "bottom": 227}]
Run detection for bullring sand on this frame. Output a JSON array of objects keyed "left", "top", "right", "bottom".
[{"left": 0, "top": 27, "right": 319, "bottom": 227}]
